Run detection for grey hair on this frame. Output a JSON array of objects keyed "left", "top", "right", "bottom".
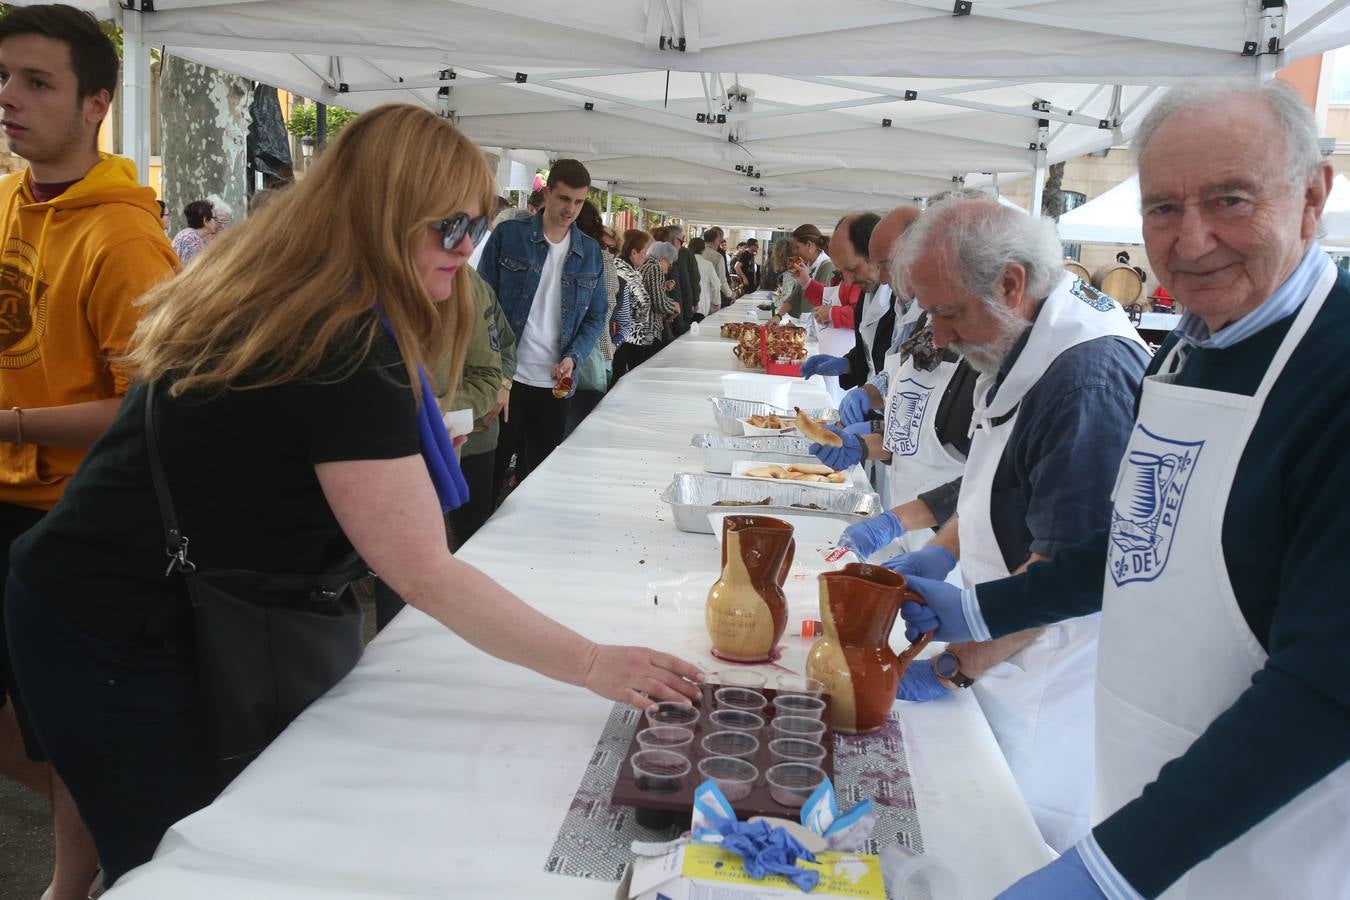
[
  {"left": 493, "top": 207, "right": 533, "bottom": 228},
  {"left": 893, "top": 197, "right": 1065, "bottom": 306},
  {"left": 1133, "top": 78, "right": 1322, "bottom": 191},
  {"left": 925, "top": 187, "right": 988, "bottom": 206},
  {"left": 666, "top": 223, "right": 686, "bottom": 240},
  {"left": 647, "top": 240, "right": 678, "bottom": 262}
]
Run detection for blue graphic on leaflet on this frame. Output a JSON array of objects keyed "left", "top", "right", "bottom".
[
  {"left": 883, "top": 378, "right": 933, "bottom": 457},
  {"left": 1108, "top": 425, "right": 1204, "bottom": 586}
]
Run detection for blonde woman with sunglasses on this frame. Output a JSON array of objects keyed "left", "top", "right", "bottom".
[{"left": 3, "top": 104, "right": 701, "bottom": 887}]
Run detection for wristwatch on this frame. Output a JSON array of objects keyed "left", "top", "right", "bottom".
[{"left": 932, "top": 650, "right": 974, "bottom": 688}]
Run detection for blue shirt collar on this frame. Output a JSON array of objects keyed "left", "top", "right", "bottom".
[{"left": 1174, "top": 244, "right": 1331, "bottom": 350}]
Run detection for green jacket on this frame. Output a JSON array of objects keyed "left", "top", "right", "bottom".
[{"left": 435, "top": 269, "right": 516, "bottom": 458}]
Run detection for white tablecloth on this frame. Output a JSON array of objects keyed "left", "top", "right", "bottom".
[{"left": 108, "top": 299, "right": 1051, "bottom": 900}]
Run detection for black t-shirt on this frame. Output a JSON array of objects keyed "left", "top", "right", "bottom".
[
  {"left": 735, "top": 251, "right": 757, "bottom": 291},
  {"left": 11, "top": 327, "right": 420, "bottom": 641}
]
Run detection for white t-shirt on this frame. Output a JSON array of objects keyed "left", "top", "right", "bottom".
[{"left": 514, "top": 232, "right": 570, "bottom": 388}]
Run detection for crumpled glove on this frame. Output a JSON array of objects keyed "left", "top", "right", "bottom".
[
  {"left": 838, "top": 510, "right": 905, "bottom": 559},
  {"left": 800, "top": 354, "right": 850, "bottom": 379},
  {"left": 838, "top": 387, "right": 873, "bottom": 426},
  {"left": 899, "top": 575, "right": 974, "bottom": 644},
  {"left": 880, "top": 546, "right": 958, "bottom": 581},
  {"left": 896, "top": 659, "right": 951, "bottom": 702},
  {"left": 716, "top": 819, "right": 820, "bottom": 892},
  {"left": 995, "top": 846, "right": 1109, "bottom": 899},
  {"left": 810, "top": 425, "right": 865, "bottom": 471}
]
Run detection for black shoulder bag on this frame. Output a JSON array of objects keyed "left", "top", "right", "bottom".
[{"left": 144, "top": 381, "right": 370, "bottom": 773}]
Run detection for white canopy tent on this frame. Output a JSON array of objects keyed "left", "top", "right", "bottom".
[
  {"left": 1055, "top": 174, "right": 1145, "bottom": 244},
  {"left": 1057, "top": 172, "right": 1350, "bottom": 252},
  {"left": 45, "top": 0, "right": 1350, "bottom": 223}
]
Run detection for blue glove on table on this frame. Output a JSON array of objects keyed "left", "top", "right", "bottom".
[
  {"left": 801, "top": 354, "right": 850, "bottom": 379},
  {"left": 838, "top": 510, "right": 905, "bottom": 559},
  {"left": 896, "top": 659, "right": 951, "bottom": 702},
  {"left": 839, "top": 387, "right": 873, "bottom": 426},
  {"left": 880, "top": 546, "right": 958, "bottom": 581},
  {"left": 995, "top": 846, "right": 1109, "bottom": 899},
  {"left": 810, "top": 425, "right": 866, "bottom": 471},
  {"left": 899, "top": 575, "right": 974, "bottom": 644},
  {"left": 716, "top": 819, "right": 820, "bottom": 892}
]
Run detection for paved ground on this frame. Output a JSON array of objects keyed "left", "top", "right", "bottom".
[{"left": 0, "top": 776, "right": 52, "bottom": 899}]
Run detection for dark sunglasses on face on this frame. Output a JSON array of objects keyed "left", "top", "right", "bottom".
[{"left": 435, "top": 211, "right": 490, "bottom": 250}]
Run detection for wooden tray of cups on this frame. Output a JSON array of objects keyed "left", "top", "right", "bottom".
[{"left": 611, "top": 683, "right": 835, "bottom": 823}]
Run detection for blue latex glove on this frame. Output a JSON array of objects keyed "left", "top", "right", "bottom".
[
  {"left": 896, "top": 659, "right": 951, "bottom": 702},
  {"left": 810, "top": 425, "right": 865, "bottom": 471},
  {"left": 838, "top": 387, "right": 873, "bottom": 426},
  {"left": 995, "top": 846, "right": 1109, "bottom": 899},
  {"left": 880, "top": 546, "right": 958, "bottom": 580},
  {"left": 717, "top": 819, "right": 821, "bottom": 892},
  {"left": 800, "top": 354, "right": 850, "bottom": 379},
  {"left": 838, "top": 510, "right": 905, "bottom": 559},
  {"left": 899, "top": 575, "right": 974, "bottom": 644}
]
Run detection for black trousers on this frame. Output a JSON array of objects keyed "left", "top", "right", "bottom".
[
  {"left": 6, "top": 572, "right": 217, "bottom": 885},
  {"left": 492, "top": 382, "right": 570, "bottom": 500},
  {"left": 612, "top": 341, "right": 660, "bottom": 383},
  {"left": 445, "top": 450, "right": 496, "bottom": 551},
  {"left": 0, "top": 500, "right": 48, "bottom": 760},
  {"left": 564, "top": 389, "right": 605, "bottom": 438}
]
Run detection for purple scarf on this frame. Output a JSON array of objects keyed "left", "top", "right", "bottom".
[{"left": 380, "top": 318, "right": 469, "bottom": 512}]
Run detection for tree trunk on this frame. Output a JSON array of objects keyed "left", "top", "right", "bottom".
[
  {"left": 158, "top": 53, "right": 253, "bottom": 234},
  {"left": 1041, "top": 161, "right": 1067, "bottom": 221}
]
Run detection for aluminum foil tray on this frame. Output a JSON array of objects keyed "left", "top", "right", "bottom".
[
  {"left": 690, "top": 433, "right": 815, "bottom": 474},
  {"left": 707, "top": 396, "right": 839, "bottom": 436},
  {"left": 660, "top": 472, "right": 881, "bottom": 534}
]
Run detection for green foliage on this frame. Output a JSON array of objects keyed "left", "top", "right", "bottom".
[{"left": 286, "top": 102, "right": 358, "bottom": 139}]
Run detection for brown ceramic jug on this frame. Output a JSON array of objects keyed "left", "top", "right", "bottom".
[
  {"left": 805, "top": 563, "right": 932, "bottom": 734},
  {"left": 705, "top": 515, "right": 796, "bottom": 662}
]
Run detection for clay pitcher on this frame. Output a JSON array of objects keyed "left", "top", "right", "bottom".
[
  {"left": 706, "top": 516, "right": 796, "bottom": 662},
  {"left": 805, "top": 563, "right": 932, "bottom": 734}
]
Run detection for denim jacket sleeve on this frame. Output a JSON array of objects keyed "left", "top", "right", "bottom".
[
  {"left": 476, "top": 226, "right": 503, "bottom": 296},
  {"left": 562, "top": 239, "right": 608, "bottom": 367}
]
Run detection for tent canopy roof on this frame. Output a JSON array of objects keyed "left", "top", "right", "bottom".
[{"left": 62, "top": 0, "right": 1350, "bottom": 220}]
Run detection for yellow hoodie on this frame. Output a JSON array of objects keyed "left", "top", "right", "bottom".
[{"left": 0, "top": 154, "right": 178, "bottom": 509}]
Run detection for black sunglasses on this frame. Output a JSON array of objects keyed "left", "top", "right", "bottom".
[{"left": 435, "top": 212, "right": 490, "bottom": 250}]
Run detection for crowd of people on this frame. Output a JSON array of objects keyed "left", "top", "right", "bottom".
[{"left": 0, "top": 4, "right": 1345, "bottom": 900}]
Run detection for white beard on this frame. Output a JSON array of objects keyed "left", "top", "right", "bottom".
[{"left": 951, "top": 302, "right": 1031, "bottom": 375}]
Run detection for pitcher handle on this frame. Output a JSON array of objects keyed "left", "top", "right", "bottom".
[
  {"left": 895, "top": 587, "right": 935, "bottom": 671},
  {"left": 777, "top": 538, "right": 796, "bottom": 586}
]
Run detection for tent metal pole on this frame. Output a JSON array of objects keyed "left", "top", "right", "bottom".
[
  {"left": 1029, "top": 119, "right": 1049, "bottom": 218},
  {"left": 120, "top": 4, "right": 151, "bottom": 184}
]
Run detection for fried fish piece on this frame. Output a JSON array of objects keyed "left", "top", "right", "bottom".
[{"left": 795, "top": 407, "right": 842, "bottom": 447}]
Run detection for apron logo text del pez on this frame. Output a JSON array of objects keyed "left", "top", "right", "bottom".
[
  {"left": 885, "top": 378, "right": 933, "bottom": 456},
  {"left": 1108, "top": 424, "right": 1204, "bottom": 586}
]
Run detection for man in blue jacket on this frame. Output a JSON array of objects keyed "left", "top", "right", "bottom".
[{"left": 477, "top": 159, "right": 607, "bottom": 493}]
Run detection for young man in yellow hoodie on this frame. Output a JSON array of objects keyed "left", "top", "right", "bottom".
[{"left": 0, "top": 6, "right": 178, "bottom": 898}]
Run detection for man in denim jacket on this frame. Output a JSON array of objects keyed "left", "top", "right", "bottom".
[{"left": 477, "top": 159, "right": 607, "bottom": 491}]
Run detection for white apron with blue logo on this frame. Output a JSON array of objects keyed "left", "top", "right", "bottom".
[
  {"left": 880, "top": 348, "right": 966, "bottom": 548},
  {"left": 1097, "top": 261, "right": 1350, "bottom": 898},
  {"left": 956, "top": 273, "right": 1146, "bottom": 852}
]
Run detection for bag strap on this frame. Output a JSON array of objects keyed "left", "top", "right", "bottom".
[
  {"left": 144, "top": 381, "right": 369, "bottom": 592},
  {"left": 143, "top": 381, "right": 196, "bottom": 576}
]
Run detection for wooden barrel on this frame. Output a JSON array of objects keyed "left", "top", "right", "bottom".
[
  {"left": 1064, "top": 260, "right": 1091, "bottom": 283},
  {"left": 1092, "top": 263, "right": 1143, "bottom": 305}
]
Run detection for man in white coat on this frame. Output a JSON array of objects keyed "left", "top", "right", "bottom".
[
  {"left": 903, "top": 79, "right": 1349, "bottom": 899},
  {"left": 817, "top": 196, "right": 1149, "bottom": 854}
]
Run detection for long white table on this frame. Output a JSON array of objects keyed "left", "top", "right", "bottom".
[{"left": 108, "top": 298, "right": 1051, "bottom": 899}]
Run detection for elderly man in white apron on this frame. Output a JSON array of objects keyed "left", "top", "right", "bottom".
[
  {"left": 814, "top": 194, "right": 1150, "bottom": 854},
  {"left": 809, "top": 207, "right": 975, "bottom": 547},
  {"left": 899, "top": 79, "right": 1350, "bottom": 900}
]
